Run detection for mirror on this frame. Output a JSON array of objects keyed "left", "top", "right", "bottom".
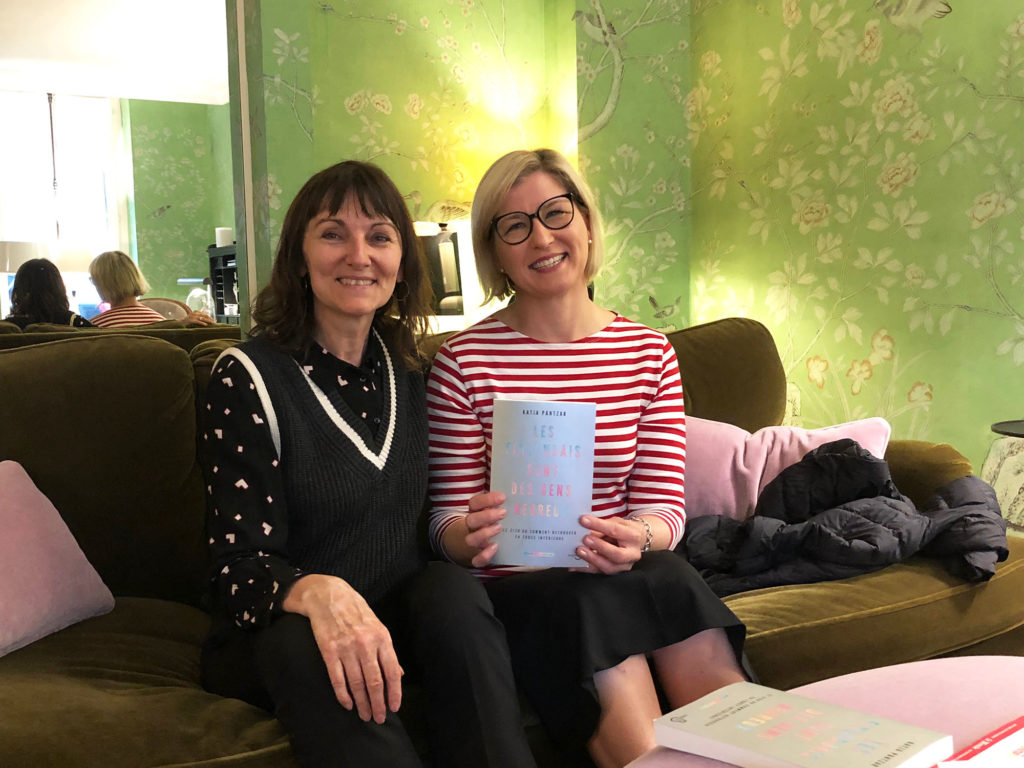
[{"left": 0, "top": 0, "right": 232, "bottom": 318}]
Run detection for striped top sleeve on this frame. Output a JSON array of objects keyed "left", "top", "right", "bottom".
[
  {"left": 90, "top": 304, "right": 168, "bottom": 327},
  {"left": 426, "top": 314, "right": 686, "bottom": 575}
]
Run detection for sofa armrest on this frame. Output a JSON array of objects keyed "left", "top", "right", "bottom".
[
  {"left": 669, "top": 318, "right": 787, "bottom": 432},
  {"left": 884, "top": 439, "right": 973, "bottom": 509},
  {"left": 190, "top": 338, "right": 241, "bottom": 407}
]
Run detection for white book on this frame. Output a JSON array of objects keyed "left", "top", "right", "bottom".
[
  {"left": 653, "top": 682, "right": 953, "bottom": 768},
  {"left": 489, "top": 398, "right": 595, "bottom": 567}
]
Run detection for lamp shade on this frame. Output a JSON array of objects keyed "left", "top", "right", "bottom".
[
  {"left": 0, "top": 242, "right": 51, "bottom": 273},
  {"left": 53, "top": 246, "right": 98, "bottom": 273}
]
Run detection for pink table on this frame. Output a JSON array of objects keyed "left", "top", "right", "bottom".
[{"left": 627, "top": 656, "right": 1024, "bottom": 767}]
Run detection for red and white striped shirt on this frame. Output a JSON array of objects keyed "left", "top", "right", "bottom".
[
  {"left": 90, "top": 304, "right": 166, "bottom": 328},
  {"left": 426, "top": 314, "right": 687, "bottom": 576}
]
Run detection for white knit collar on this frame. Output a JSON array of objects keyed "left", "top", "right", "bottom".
[
  {"left": 295, "top": 327, "right": 397, "bottom": 471},
  {"left": 222, "top": 329, "right": 397, "bottom": 472}
]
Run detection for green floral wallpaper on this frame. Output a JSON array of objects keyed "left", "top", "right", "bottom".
[
  {"left": 128, "top": 99, "right": 234, "bottom": 300},
  {"left": 574, "top": 1, "right": 692, "bottom": 332},
  {"left": 228, "top": 0, "right": 1022, "bottom": 471},
  {"left": 677, "top": 1, "right": 1024, "bottom": 471}
]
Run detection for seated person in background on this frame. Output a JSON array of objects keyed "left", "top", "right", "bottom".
[
  {"left": 88, "top": 250, "right": 213, "bottom": 327},
  {"left": 4, "top": 258, "right": 94, "bottom": 329}
]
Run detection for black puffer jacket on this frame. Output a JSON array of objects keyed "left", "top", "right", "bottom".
[{"left": 682, "top": 438, "right": 1008, "bottom": 596}]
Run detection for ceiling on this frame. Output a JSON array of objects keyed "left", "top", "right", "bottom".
[{"left": 0, "top": 0, "right": 229, "bottom": 104}]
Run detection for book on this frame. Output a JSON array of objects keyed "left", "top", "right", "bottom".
[
  {"left": 489, "top": 398, "right": 596, "bottom": 567},
  {"left": 937, "top": 716, "right": 1024, "bottom": 764},
  {"left": 652, "top": 681, "right": 953, "bottom": 768}
]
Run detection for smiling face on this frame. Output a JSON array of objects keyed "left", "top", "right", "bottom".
[
  {"left": 302, "top": 195, "right": 403, "bottom": 331},
  {"left": 493, "top": 171, "right": 592, "bottom": 301}
]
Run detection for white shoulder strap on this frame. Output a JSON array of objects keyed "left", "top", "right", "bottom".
[{"left": 214, "top": 347, "right": 282, "bottom": 457}]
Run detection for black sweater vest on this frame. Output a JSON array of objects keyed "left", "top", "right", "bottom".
[{"left": 240, "top": 337, "right": 427, "bottom": 605}]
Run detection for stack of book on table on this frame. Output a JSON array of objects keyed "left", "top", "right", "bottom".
[{"left": 653, "top": 681, "right": 954, "bottom": 768}]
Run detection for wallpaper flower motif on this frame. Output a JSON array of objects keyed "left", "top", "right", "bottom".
[{"left": 686, "top": 0, "right": 1024, "bottom": 467}]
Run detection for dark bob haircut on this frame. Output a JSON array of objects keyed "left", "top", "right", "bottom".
[{"left": 9, "top": 258, "right": 72, "bottom": 324}]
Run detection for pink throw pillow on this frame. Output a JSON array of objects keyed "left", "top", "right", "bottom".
[
  {"left": 685, "top": 416, "right": 892, "bottom": 521},
  {"left": 0, "top": 461, "right": 115, "bottom": 658}
]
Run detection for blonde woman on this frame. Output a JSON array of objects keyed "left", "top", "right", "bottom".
[
  {"left": 427, "top": 148, "right": 749, "bottom": 768},
  {"left": 89, "top": 250, "right": 212, "bottom": 327}
]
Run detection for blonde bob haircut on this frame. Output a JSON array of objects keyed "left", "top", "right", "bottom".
[
  {"left": 471, "top": 148, "right": 605, "bottom": 304},
  {"left": 89, "top": 250, "right": 151, "bottom": 304}
]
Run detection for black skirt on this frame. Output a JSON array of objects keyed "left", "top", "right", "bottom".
[{"left": 484, "top": 550, "right": 746, "bottom": 760}]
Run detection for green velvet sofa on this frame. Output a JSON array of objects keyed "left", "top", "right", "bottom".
[
  {"left": 0, "top": 317, "right": 1020, "bottom": 768},
  {"left": 0, "top": 318, "right": 242, "bottom": 353}
]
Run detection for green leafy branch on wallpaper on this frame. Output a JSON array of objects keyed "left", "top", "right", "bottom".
[
  {"left": 958, "top": 79, "right": 1024, "bottom": 107},
  {"left": 587, "top": 138, "right": 691, "bottom": 326},
  {"left": 394, "top": 2, "right": 547, "bottom": 140},
  {"left": 576, "top": 0, "right": 687, "bottom": 142},
  {"left": 727, "top": 234, "right": 939, "bottom": 435},
  {"left": 901, "top": 228, "right": 1024, "bottom": 349},
  {"left": 338, "top": 3, "right": 534, "bottom": 142},
  {"left": 576, "top": 2, "right": 624, "bottom": 143},
  {"left": 691, "top": 256, "right": 754, "bottom": 325},
  {"left": 763, "top": 247, "right": 874, "bottom": 377},
  {"left": 472, "top": 0, "right": 532, "bottom": 142},
  {"left": 317, "top": 2, "right": 551, "bottom": 206},
  {"left": 264, "top": 28, "right": 317, "bottom": 142},
  {"left": 916, "top": 33, "right": 1024, "bottom": 111}
]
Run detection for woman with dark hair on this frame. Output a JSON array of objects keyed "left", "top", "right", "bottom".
[
  {"left": 4, "top": 258, "right": 93, "bottom": 329},
  {"left": 200, "top": 160, "right": 534, "bottom": 768}
]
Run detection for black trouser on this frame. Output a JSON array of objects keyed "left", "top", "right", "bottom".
[{"left": 201, "top": 561, "right": 537, "bottom": 768}]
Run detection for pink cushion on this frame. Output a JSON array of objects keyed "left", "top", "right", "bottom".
[
  {"left": 0, "top": 460, "right": 114, "bottom": 658},
  {"left": 685, "top": 416, "right": 892, "bottom": 520}
]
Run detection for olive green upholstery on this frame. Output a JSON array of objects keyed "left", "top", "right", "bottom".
[
  {"left": 0, "top": 598, "right": 292, "bottom": 768},
  {"left": 729, "top": 536, "right": 1024, "bottom": 690},
  {"left": 669, "top": 316, "right": 787, "bottom": 433},
  {"left": 0, "top": 318, "right": 1020, "bottom": 768},
  {"left": 0, "top": 319, "right": 242, "bottom": 353},
  {"left": 0, "top": 335, "right": 292, "bottom": 768}
]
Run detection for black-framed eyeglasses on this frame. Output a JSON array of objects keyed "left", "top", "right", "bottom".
[{"left": 491, "top": 193, "right": 575, "bottom": 245}]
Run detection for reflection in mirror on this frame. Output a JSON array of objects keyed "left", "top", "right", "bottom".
[{"left": 0, "top": 0, "right": 232, "bottom": 318}]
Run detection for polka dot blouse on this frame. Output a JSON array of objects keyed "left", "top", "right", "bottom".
[{"left": 202, "top": 339, "right": 385, "bottom": 628}]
